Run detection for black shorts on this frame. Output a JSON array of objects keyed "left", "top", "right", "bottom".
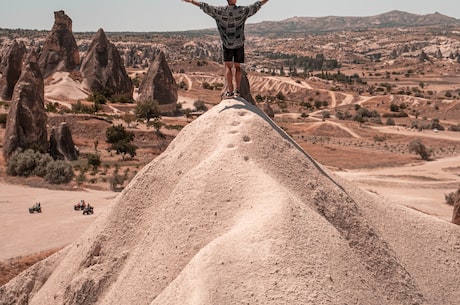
[{"left": 223, "top": 45, "right": 245, "bottom": 63}]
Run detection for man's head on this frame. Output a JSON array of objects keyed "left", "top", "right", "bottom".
[{"left": 227, "top": 0, "right": 237, "bottom": 5}]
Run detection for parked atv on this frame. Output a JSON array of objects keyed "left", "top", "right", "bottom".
[
  {"left": 29, "top": 203, "right": 42, "bottom": 214},
  {"left": 74, "top": 200, "right": 86, "bottom": 211},
  {"left": 83, "top": 205, "right": 94, "bottom": 215}
]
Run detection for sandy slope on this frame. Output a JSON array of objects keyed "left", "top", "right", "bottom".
[{"left": 1, "top": 98, "right": 460, "bottom": 305}]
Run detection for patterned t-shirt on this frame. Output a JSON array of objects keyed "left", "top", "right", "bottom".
[{"left": 200, "top": 2, "right": 262, "bottom": 49}]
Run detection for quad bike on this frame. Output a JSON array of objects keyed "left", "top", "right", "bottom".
[
  {"left": 74, "top": 201, "right": 86, "bottom": 211},
  {"left": 29, "top": 204, "right": 42, "bottom": 213},
  {"left": 83, "top": 205, "right": 94, "bottom": 215}
]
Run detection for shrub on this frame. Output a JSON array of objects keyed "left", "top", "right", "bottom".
[
  {"left": 45, "top": 160, "right": 74, "bottom": 184},
  {"left": 445, "top": 192, "right": 456, "bottom": 206},
  {"left": 408, "top": 139, "right": 430, "bottom": 161},
  {"left": 386, "top": 118, "right": 395, "bottom": 126},
  {"left": 390, "top": 103, "right": 400, "bottom": 112},
  {"left": 0, "top": 113, "right": 7, "bottom": 128},
  {"left": 7, "top": 149, "right": 53, "bottom": 177},
  {"left": 87, "top": 153, "right": 101, "bottom": 170},
  {"left": 194, "top": 100, "right": 208, "bottom": 112}
]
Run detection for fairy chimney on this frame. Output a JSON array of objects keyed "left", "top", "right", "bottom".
[
  {"left": 0, "top": 40, "right": 27, "bottom": 100},
  {"left": 3, "top": 51, "right": 47, "bottom": 160},
  {"left": 38, "top": 10, "right": 80, "bottom": 78},
  {"left": 452, "top": 189, "right": 460, "bottom": 225},
  {"left": 239, "top": 70, "right": 255, "bottom": 105},
  {"left": 138, "top": 51, "right": 178, "bottom": 114},
  {"left": 49, "top": 122, "right": 79, "bottom": 161},
  {"left": 80, "top": 28, "right": 133, "bottom": 98}
]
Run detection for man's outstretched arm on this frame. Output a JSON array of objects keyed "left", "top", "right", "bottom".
[
  {"left": 260, "top": 0, "right": 269, "bottom": 5},
  {"left": 182, "top": 0, "right": 201, "bottom": 7}
]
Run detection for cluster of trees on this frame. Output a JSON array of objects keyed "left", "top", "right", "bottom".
[
  {"left": 106, "top": 125, "right": 137, "bottom": 161},
  {"left": 314, "top": 71, "right": 365, "bottom": 85},
  {"left": 263, "top": 52, "right": 340, "bottom": 72}
]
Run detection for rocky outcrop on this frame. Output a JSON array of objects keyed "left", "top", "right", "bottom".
[
  {"left": 3, "top": 51, "right": 47, "bottom": 160},
  {"left": 80, "top": 28, "right": 133, "bottom": 98},
  {"left": 49, "top": 122, "right": 79, "bottom": 161},
  {"left": 0, "top": 40, "right": 27, "bottom": 100},
  {"left": 418, "top": 50, "right": 430, "bottom": 63},
  {"left": 220, "top": 70, "right": 255, "bottom": 105},
  {"left": 2, "top": 99, "right": 460, "bottom": 305},
  {"left": 239, "top": 70, "right": 255, "bottom": 105},
  {"left": 452, "top": 190, "right": 460, "bottom": 225},
  {"left": 38, "top": 10, "right": 80, "bottom": 78},
  {"left": 138, "top": 51, "right": 178, "bottom": 114}
]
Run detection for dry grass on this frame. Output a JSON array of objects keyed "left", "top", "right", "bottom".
[{"left": 0, "top": 248, "right": 61, "bottom": 286}]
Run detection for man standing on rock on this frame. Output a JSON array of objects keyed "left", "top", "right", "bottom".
[{"left": 183, "top": 0, "right": 269, "bottom": 98}]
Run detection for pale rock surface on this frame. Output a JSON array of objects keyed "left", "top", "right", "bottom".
[{"left": 1, "top": 98, "right": 460, "bottom": 305}]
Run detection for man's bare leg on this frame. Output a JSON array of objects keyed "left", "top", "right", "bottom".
[
  {"left": 234, "top": 62, "right": 242, "bottom": 93},
  {"left": 225, "top": 61, "right": 234, "bottom": 93}
]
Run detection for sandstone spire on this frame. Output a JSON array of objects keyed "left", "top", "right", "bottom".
[
  {"left": 0, "top": 40, "right": 27, "bottom": 100},
  {"left": 80, "top": 28, "right": 133, "bottom": 99},
  {"left": 3, "top": 51, "right": 47, "bottom": 160},
  {"left": 138, "top": 51, "right": 178, "bottom": 114},
  {"left": 239, "top": 70, "right": 255, "bottom": 105},
  {"left": 49, "top": 122, "right": 79, "bottom": 161},
  {"left": 38, "top": 10, "right": 80, "bottom": 78}
]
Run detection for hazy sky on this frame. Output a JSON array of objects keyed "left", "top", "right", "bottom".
[{"left": 1, "top": 0, "right": 459, "bottom": 32}]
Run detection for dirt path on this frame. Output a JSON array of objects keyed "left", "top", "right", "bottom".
[
  {"left": 372, "top": 125, "right": 460, "bottom": 141},
  {"left": 0, "top": 182, "right": 117, "bottom": 261}
]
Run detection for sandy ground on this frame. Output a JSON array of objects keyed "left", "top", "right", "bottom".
[
  {"left": 335, "top": 155, "right": 460, "bottom": 222},
  {"left": 0, "top": 182, "right": 117, "bottom": 261}
]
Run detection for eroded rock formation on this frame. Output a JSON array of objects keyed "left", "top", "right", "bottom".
[
  {"left": 138, "top": 51, "right": 178, "bottom": 114},
  {"left": 239, "top": 70, "right": 255, "bottom": 105},
  {"left": 49, "top": 122, "right": 79, "bottom": 161},
  {"left": 0, "top": 40, "right": 27, "bottom": 100},
  {"left": 3, "top": 51, "right": 47, "bottom": 160},
  {"left": 38, "top": 10, "right": 80, "bottom": 78},
  {"left": 80, "top": 28, "right": 133, "bottom": 98},
  {"left": 452, "top": 189, "right": 460, "bottom": 225}
]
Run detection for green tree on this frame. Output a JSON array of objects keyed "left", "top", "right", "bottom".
[
  {"left": 87, "top": 153, "right": 101, "bottom": 170},
  {"left": 408, "top": 139, "right": 430, "bottom": 161},
  {"left": 106, "top": 125, "right": 137, "bottom": 160},
  {"left": 135, "top": 99, "right": 161, "bottom": 123},
  {"left": 194, "top": 100, "right": 208, "bottom": 112},
  {"left": 147, "top": 118, "right": 164, "bottom": 134}
]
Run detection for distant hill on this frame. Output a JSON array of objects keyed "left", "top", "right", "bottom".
[{"left": 247, "top": 10, "right": 460, "bottom": 35}]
